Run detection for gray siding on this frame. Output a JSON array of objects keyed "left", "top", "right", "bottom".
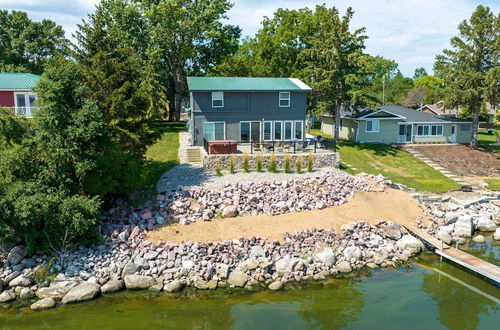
[{"left": 191, "top": 91, "right": 307, "bottom": 145}]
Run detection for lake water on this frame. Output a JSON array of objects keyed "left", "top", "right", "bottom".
[{"left": 1, "top": 244, "right": 498, "bottom": 329}]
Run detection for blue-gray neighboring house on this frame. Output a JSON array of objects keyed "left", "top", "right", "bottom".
[{"left": 186, "top": 77, "right": 312, "bottom": 146}]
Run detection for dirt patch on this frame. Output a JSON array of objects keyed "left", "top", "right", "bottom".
[
  {"left": 146, "top": 188, "right": 427, "bottom": 243},
  {"left": 411, "top": 145, "right": 500, "bottom": 177}
]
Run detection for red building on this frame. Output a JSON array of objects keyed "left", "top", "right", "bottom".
[{"left": 0, "top": 73, "right": 41, "bottom": 117}]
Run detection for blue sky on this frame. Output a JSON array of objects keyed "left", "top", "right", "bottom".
[{"left": 0, "top": 0, "right": 497, "bottom": 76}]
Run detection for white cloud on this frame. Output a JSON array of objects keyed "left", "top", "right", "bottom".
[{"left": 0, "top": 0, "right": 498, "bottom": 76}]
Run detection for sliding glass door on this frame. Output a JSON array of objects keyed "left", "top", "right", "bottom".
[
  {"left": 240, "top": 121, "right": 261, "bottom": 143},
  {"left": 204, "top": 122, "right": 225, "bottom": 141}
]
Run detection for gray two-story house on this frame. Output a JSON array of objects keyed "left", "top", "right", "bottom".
[{"left": 187, "top": 77, "right": 312, "bottom": 146}]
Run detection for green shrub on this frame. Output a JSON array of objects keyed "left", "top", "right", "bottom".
[
  {"left": 267, "top": 153, "right": 278, "bottom": 173},
  {"left": 33, "top": 260, "right": 58, "bottom": 285},
  {"left": 296, "top": 155, "right": 303, "bottom": 173},
  {"left": 284, "top": 154, "right": 292, "bottom": 173},
  {"left": 242, "top": 153, "right": 250, "bottom": 173},
  {"left": 307, "top": 154, "right": 314, "bottom": 172},
  {"left": 229, "top": 154, "right": 236, "bottom": 174},
  {"left": 215, "top": 168, "right": 222, "bottom": 176},
  {"left": 256, "top": 154, "right": 263, "bottom": 172}
]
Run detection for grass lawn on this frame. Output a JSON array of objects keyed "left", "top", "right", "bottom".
[
  {"left": 485, "top": 178, "right": 500, "bottom": 191},
  {"left": 310, "top": 128, "right": 461, "bottom": 193},
  {"left": 142, "top": 121, "right": 186, "bottom": 192},
  {"left": 477, "top": 129, "right": 499, "bottom": 153}
]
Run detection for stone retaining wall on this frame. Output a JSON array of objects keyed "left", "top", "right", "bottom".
[{"left": 203, "top": 152, "right": 339, "bottom": 172}]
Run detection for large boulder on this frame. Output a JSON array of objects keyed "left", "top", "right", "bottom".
[
  {"left": 121, "top": 262, "right": 140, "bottom": 278},
  {"left": 315, "top": 248, "right": 336, "bottom": 267},
  {"left": 383, "top": 223, "right": 402, "bottom": 240},
  {"left": 222, "top": 205, "right": 238, "bottom": 218},
  {"left": 454, "top": 215, "right": 474, "bottom": 237},
  {"left": 268, "top": 281, "right": 284, "bottom": 291},
  {"left": 216, "top": 263, "right": 230, "bottom": 279},
  {"left": 36, "top": 281, "right": 78, "bottom": 300},
  {"left": 19, "top": 288, "right": 35, "bottom": 299},
  {"left": 437, "top": 231, "right": 452, "bottom": 245},
  {"left": 227, "top": 270, "right": 248, "bottom": 288},
  {"left": 494, "top": 228, "right": 500, "bottom": 241},
  {"left": 472, "top": 235, "right": 485, "bottom": 243},
  {"left": 343, "top": 246, "right": 362, "bottom": 261},
  {"left": 336, "top": 261, "right": 352, "bottom": 273},
  {"left": 0, "top": 289, "right": 16, "bottom": 303},
  {"left": 62, "top": 282, "right": 100, "bottom": 304},
  {"left": 476, "top": 216, "right": 496, "bottom": 232},
  {"left": 8, "top": 275, "right": 33, "bottom": 287},
  {"left": 164, "top": 280, "right": 184, "bottom": 293},
  {"left": 31, "top": 297, "right": 56, "bottom": 311},
  {"left": 396, "top": 235, "right": 424, "bottom": 254},
  {"left": 275, "top": 257, "right": 304, "bottom": 275},
  {"left": 101, "top": 280, "right": 125, "bottom": 294},
  {"left": 249, "top": 246, "right": 265, "bottom": 258},
  {"left": 124, "top": 275, "right": 156, "bottom": 289},
  {"left": 7, "top": 246, "right": 27, "bottom": 265}
]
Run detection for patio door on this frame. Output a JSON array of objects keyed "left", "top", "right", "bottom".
[
  {"left": 251, "top": 122, "right": 261, "bottom": 142},
  {"left": 398, "top": 124, "right": 412, "bottom": 143},
  {"left": 450, "top": 125, "right": 457, "bottom": 143},
  {"left": 240, "top": 121, "right": 261, "bottom": 143}
]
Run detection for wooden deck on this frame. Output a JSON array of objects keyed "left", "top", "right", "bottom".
[{"left": 405, "top": 225, "right": 500, "bottom": 286}]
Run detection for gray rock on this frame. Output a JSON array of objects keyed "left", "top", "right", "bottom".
[
  {"left": 343, "top": 246, "right": 362, "bottom": 261},
  {"left": 21, "top": 258, "right": 36, "bottom": 268},
  {"left": 36, "top": 281, "right": 78, "bottom": 300},
  {"left": 164, "top": 280, "right": 184, "bottom": 292},
  {"left": 472, "top": 235, "right": 485, "bottom": 243},
  {"left": 7, "top": 246, "right": 27, "bottom": 265},
  {"left": 155, "top": 216, "right": 165, "bottom": 225},
  {"left": 181, "top": 260, "right": 194, "bottom": 270},
  {"left": 454, "top": 215, "right": 474, "bottom": 237},
  {"left": 194, "top": 279, "right": 209, "bottom": 290},
  {"left": 437, "top": 231, "right": 452, "bottom": 245},
  {"left": 149, "top": 279, "right": 164, "bottom": 292},
  {"left": 268, "top": 281, "right": 284, "bottom": 291},
  {"left": 336, "top": 261, "right": 352, "bottom": 273},
  {"left": 249, "top": 246, "right": 265, "bottom": 258},
  {"left": 4, "top": 271, "right": 21, "bottom": 284},
  {"left": 143, "top": 251, "right": 159, "bottom": 260},
  {"left": 19, "top": 288, "right": 35, "bottom": 299},
  {"left": 315, "top": 248, "right": 336, "bottom": 266},
  {"left": 124, "top": 275, "right": 156, "bottom": 289},
  {"left": 445, "top": 212, "right": 459, "bottom": 225},
  {"left": 31, "top": 297, "right": 56, "bottom": 311},
  {"left": 222, "top": 205, "right": 238, "bottom": 218},
  {"left": 494, "top": 228, "right": 500, "bottom": 240},
  {"left": 227, "top": 270, "right": 248, "bottom": 287},
  {"left": 101, "top": 280, "right": 124, "bottom": 294},
  {"left": 0, "top": 290, "right": 16, "bottom": 303},
  {"left": 62, "top": 282, "right": 100, "bottom": 304},
  {"left": 216, "top": 263, "right": 230, "bottom": 279},
  {"left": 8, "top": 275, "right": 33, "bottom": 287},
  {"left": 383, "top": 223, "right": 402, "bottom": 240},
  {"left": 275, "top": 257, "right": 304, "bottom": 275},
  {"left": 133, "top": 258, "right": 150, "bottom": 269},
  {"left": 476, "top": 216, "right": 496, "bottom": 232},
  {"left": 121, "top": 262, "right": 140, "bottom": 277},
  {"left": 396, "top": 235, "right": 424, "bottom": 254}
]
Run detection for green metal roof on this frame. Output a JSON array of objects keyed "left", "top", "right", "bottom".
[
  {"left": 0, "top": 73, "right": 40, "bottom": 90},
  {"left": 187, "top": 77, "right": 311, "bottom": 91}
]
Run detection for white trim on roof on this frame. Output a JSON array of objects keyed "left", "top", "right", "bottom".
[
  {"left": 358, "top": 109, "right": 406, "bottom": 120},
  {"left": 416, "top": 104, "right": 440, "bottom": 115},
  {"left": 289, "top": 78, "right": 312, "bottom": 90}
]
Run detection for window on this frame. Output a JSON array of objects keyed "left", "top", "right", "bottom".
[
  {"left": 460, "top": 124, "right": 471, "bottom": 131},
  {"left": 366, "top": 120, "right": 379, "bottom": 132},
  {"left": 14, "top": 92, "right": 37, "bottom": 117},
  {"left": 279, "top": 92, "right": 290, "bottom": 107},
  {"left": 284, "top": 121, "right": 293, "bottom": 140},
  {"left": 274, "top": 121, "right": 282, "bottom": 140},
  {"left": 212, "top": 92, "right": 223, "bottom": 107},
  {"left": 240, "top": 122, "right": 250, "bottom": 142},
  {"left": 203, "top": 122, "right": 225, "bottom": 141},
  {"left": 417, "top": 125, "right": 443, "bottom": 136},
  {"left": 263, "top": 121, "right": 272, "bottom": 141},
  {"left": 294, "top": 121, "right": 303, "bottom": 140}
]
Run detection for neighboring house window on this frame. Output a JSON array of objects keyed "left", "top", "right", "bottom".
[
  {"left": 263, "top": 121, "right": 272, "bottom": 141},
  {"left": 284, "top": 121, "right": 293, "bottom": 140},
  {"left": 294, "top": 121, "right": 303, "bottom": 139},
  {"left": 203, "top": 122, "right": 225, "bottom": 140},
  {"left": 365, "top": 120, "right": 379, "bottom": 132},
  {"left": 460, "top": 124, "right": 471, "bottom": 131},
  {"left": 279, "top": 92, "right": 290, "bottom": 107},
  {"left": 212, "top": 92, "right": 223, "bottom": 107},
  {"left": 15, "top": 92, "right": 37, "bottom": 118},
  {"left": 274, "top": 121, "right": 282, "bottom": 140},
  {"left": 417, "top": 125, "right": 443, "bottom": 136}
]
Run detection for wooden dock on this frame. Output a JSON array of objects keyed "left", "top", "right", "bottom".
[{"left": 405, "top": 225, "right": 500, "bottom": 286}]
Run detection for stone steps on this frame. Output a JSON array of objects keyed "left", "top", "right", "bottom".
[{"left": 186, "top": 148, "right": 202, "bottom": 164}]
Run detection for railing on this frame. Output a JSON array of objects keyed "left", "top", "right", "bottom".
[{"left": 203, "top": 137, "right": 337, "bottom": 155}]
